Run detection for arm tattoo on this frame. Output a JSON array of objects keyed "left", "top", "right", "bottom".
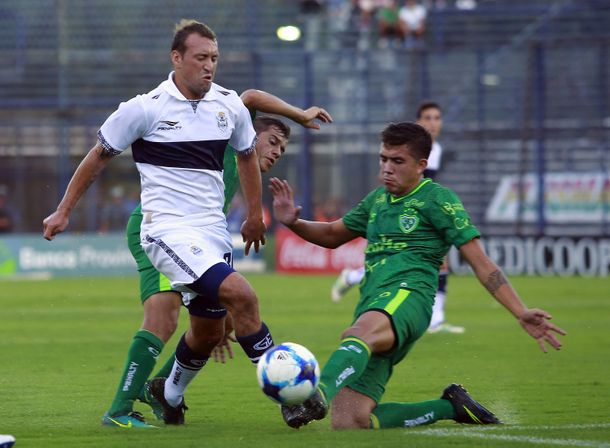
[{"left": 484, "top": 269, "right": 508, "bottom": 295}]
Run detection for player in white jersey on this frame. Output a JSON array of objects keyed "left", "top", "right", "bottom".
[
  {"left": 43, "top": 20, "right": 272, "bottom": 426},
  {"left": 331, "top": 102, "right": 464, "bottom": 333}
]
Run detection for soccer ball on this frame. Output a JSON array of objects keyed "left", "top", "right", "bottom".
[{"left": 256, "top": 342, "right": 320, "bottom": 405}]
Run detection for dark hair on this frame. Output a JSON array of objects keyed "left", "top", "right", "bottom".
[
  {"left": 172, "top": 19, "right": 216, "bottom": 55},
  {"left": 254, "top": 116, "right": 291, "bottom": 140},
  {"left": 380, "top": 122, "right": 432, "bottom": 160},
  {"left": 416, "top": 101, "right": 442, "bottom": 119}
]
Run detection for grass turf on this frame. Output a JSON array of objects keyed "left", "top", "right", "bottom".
[{"left": 0, "top": 274, "right": 608, "bottom": 447}]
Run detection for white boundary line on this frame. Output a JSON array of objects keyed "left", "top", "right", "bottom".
[
  {"left": 461, "top": 423, "right": 610, "bottom": 431},
  {"left": 415, "top": 424, "right": 610, "bottom": 448}
]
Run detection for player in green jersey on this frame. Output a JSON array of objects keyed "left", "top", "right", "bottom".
[
  {"left": 102, "top": 89, "right": 332, "bottom": 428},
  {"left": 270, "top": 121, "right": 565, "bottom": 430},
  {"left": 331, "top": 102, "right": 464, "bottom": 333}
]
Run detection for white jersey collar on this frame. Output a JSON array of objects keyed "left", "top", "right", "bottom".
[{"left": 163, "top": 71, "right": 219, "bottom": 102}]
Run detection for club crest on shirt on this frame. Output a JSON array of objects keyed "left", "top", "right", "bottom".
[
  {"left": 399, "top": 212, "right": 419, "bottom": 234},
  {"left": 190, "top": 245, "right": 203, "bottom": 256},
  {"left": 216, "top": 111, "right": 228, "bottom": 131}
]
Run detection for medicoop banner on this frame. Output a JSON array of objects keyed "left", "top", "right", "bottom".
[
  {"left": 0, "top": 233, "right": 264, "bottom": 278},
  {"left": 448, "top": 236, "right": 610, "bottom": 277}
]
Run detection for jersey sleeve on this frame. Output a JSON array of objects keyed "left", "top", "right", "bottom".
[
  {"left": 229, "top": 99, "right": 257, "bottom": 153},
  {"left": 98, "top": 96, "right": 149, "bottom": 154},
  {"left": 429, "top": 186, "right": 480, "bottom": 248},
  {"left": 342, "top": 189, "right": 380, "bottom": 237}
]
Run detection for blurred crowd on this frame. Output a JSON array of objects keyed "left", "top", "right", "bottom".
[{"left": 299, "top": 0, "right": 478, "bottom": 51}]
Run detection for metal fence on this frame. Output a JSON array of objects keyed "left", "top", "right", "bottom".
[{"left": 0, "top": 0, "right": 609, "bottom": 236}]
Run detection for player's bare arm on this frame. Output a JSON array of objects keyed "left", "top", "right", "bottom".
[
  {"left": 240, "top": 89, "right": 332, "bottom": 129},
  {"left": 237, "top": 148, "right": 266, "bottom": 255},
  {"left": 43, "top": 143, "right": 114, "bottom": 241},
  {"left": 269, "top": 177, "right": 358, "bottom": 248},
  {"left": 459, "top": 238, "right": 566, "bottom": 352}
]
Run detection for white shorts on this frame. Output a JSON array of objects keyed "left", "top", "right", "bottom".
[{"left": 141, "top": 221, "right": 233, "bottom": 294}]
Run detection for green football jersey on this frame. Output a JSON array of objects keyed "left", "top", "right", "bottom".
[
  {"left": 342, "top": 178, "right": 480, "bottom": 302},
  {"left": 222, "top": 110, "right": 256, "bottom": 214},
  {"left": 222, "top": 148, "right": 238, "bottom": 214}
]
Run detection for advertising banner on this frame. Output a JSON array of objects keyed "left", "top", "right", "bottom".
[
  {"left": 448, "top": 236, "right": 610, "bottom": 277},
  {"left": 275, "top": 227, "right": 367, "bottom": 273},
  {"left": 0, "top": 233, "right": 264, "bottom": 278},
  {"left": 486, "top": 172, "right": 610, "bottom": 223}
]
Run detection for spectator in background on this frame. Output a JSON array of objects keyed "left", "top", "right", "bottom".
[
  {"left": 377, "top": 0, "right": 405, "bottom": 48},
  {"left": 398, "top": 0, "right": 427, "bottom": 49},
  {"left": 300, "top": 0, "right": 326, "bottom": 51},
  {"left": 343, "top": 0, "right": 376, "bottom": 50},
  {"left": 0, "top": 185, "right": 15, "bottom": 233}
]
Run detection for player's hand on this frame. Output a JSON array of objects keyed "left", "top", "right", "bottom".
[
  {"left": 269, "top": 177, "right": 302, "bottom": 226},
  {"left": 211, "top": 333, "right": 236, "bottom": 363},
  {"left": 43, "top": 209, "right": 70, "bottom": 241},
  {"left": 298, "top": 107, "right": 333, "bottom": 130},
  {"left": 518, "top": 308, "right": 566, "bottom": 353},
  {"left": 241, "top": 216, "right": 266, "bottom": 255}
]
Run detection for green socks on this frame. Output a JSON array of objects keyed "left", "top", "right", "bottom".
[
  {"left": 318, "top": 337, "right": 371, "bottom": 403},
  {"left": 107, "top": 330, "right": 164, "bottom": 416},
  {"left": 370, "top": 399, "right": 455, "bottom": 429}
]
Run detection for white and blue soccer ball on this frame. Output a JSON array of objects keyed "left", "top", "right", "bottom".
[{"left": 256, "top": 342, "right": 320, "bottom": 405}]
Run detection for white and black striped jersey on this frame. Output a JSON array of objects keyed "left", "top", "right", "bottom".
[{"left": 98, "top": 72, "right": 256, "bottom": 228}]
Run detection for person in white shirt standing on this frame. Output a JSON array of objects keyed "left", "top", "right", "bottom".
[
  {"left": 43, "top": 19, "right": 273, "bottom": 427},
  {"left": 332, "top": 102, "right": 464, "bottom": 333},
  {"left": 398, "top": 0, "right": 427, "bottom": 49}
]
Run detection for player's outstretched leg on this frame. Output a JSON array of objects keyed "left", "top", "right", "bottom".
[
  {"left": 331, "top": 267, "right": 364, "bottom": 302},
  {"left": 441, "top": 384, "right": 501, "bottom": 424},
  {"left": 281, "top": 389, "right": 328, "bottom": 429},
  {"left": 146, "top": 377, "right": 188, "bottom": 425}
]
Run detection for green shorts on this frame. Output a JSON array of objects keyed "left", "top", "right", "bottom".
[
  {"left": 126, "top": 206, "right": 176, "bottom": 302},
  {"left": 349, "top": 286, "right": 432, "bottom": 403}
]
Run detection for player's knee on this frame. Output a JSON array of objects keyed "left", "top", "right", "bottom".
[
  {"left": 340, "top": 325, "right": 363, "bottom": 341},
  {"left": 219, "top": 283, "right": 259, "bottom": 317}
]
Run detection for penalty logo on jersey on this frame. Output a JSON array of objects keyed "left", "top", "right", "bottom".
[{"left": 399, "top": 212, "right": 419, "bottom": 234}]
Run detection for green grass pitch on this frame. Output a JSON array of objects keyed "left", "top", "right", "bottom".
[{"left": 1, "top": 274, "right": 609, "bottom": 447}]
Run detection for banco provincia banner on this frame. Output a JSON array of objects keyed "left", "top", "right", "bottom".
[{"left": 0, "top": 233, "right": 264, "bottom": 278}]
